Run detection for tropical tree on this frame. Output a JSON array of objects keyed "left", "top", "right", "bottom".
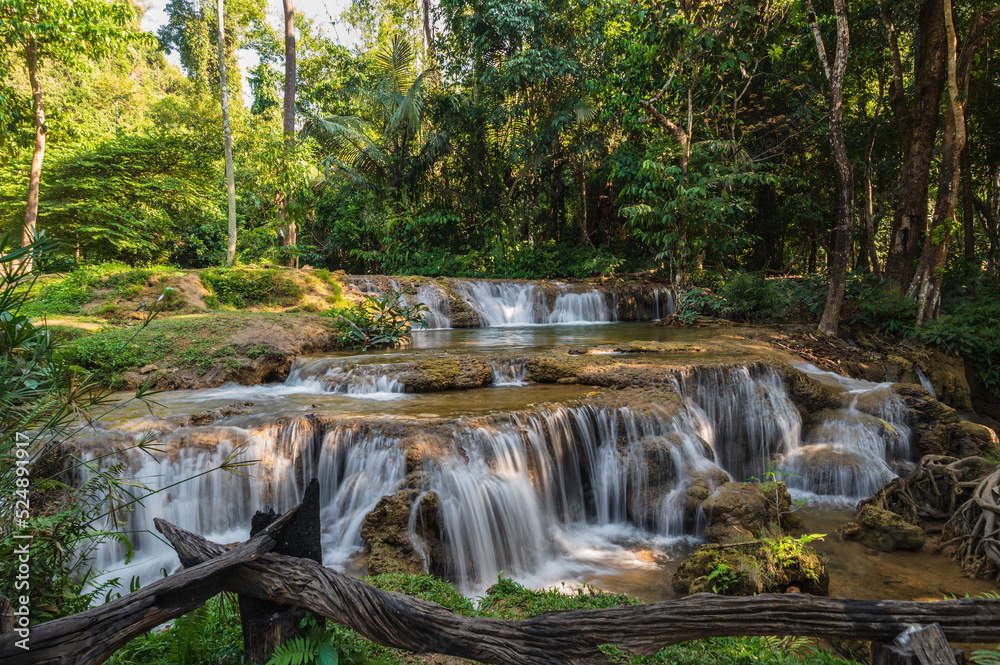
[
  {"left": 0, "top": 0, "right": 150, "bottom": 267},
  {"left": 307, "top": 36, "right": 444, "bottom": 203}
]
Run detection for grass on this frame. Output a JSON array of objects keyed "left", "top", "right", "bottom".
[
  {"left": 107, "top": 574, "right": 861, "bottom": 665},
  {"left": 64, "top": 312, "right": 295, "bottom": 387}
]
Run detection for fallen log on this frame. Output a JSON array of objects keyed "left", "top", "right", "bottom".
[
  {"left": 0, "top": 505, "right": 298, "bottom": 665},
  {"left": 6, "top": 504, "right": 1000, "bottom": 665},
  {"left": 158, "top": 519, "right": 1000, "bottom": 665}
]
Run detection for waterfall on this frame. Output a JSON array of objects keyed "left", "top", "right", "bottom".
[
  {"left": 453, "top": 281, "right": 547, "bottom": 326},
  {"left": 491, "top": 361, "right": 528, "bottom": 386},
  {"left": 89, "top": 418, "right": 406, "bottom": 590},
  {"left": 784, "top": 363, "right": 913, "bottom": 499},
  {"left": 86, "top": 360, "right": 917, "bottom": 597},
  {"left": 286, "top": 359, "right": 406, "bottom": 399},
  {"left": 547, "top": 291, "right": 614, "bottom": 324},
  {"left": 916, "top": 367, "right": 938, "bottom": 398},
  {"left": 417, "top": 403, "right": 727, "bottom": 591},
  {"left": 653, "top": 287, "right": 676, "bottom": 320},
  {"left": 673, "top": 366, "right": 802, "bottom": 478}
]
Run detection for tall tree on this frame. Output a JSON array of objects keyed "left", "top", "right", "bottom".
[
  {"left": 881, "top": 1, "right": 947, "bottom": 291},
  {"left": 282, "top": 0, "right": 298, "bottom": 268},
  {"left": 218, "top": 0, "right": 238, "bottom": 266},
  {"left": 907, "top": 2, "right": 1000, "bottom": 323},
  {"left": 805, "top": 0, "right": 852, "bottom": 336},
  {"left": 0, "top": 0, "right": 147, "bottom": 267}
]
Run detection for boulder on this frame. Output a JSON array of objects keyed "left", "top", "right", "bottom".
[
  {"left": 700, "top": 481, "right": 801, "bottom": 543},
  {"left": 361, "top": 492, "right": 444, "bottom": 576},
  {"left": 672, "top": 539, "right": 828, "bottom": 596},
  {"left": 856, "top": 505, "right": 925, "bottom": 552}
]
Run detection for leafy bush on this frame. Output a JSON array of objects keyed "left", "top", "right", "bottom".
[
  {"left": 720, "top": 272, "right": 785, "bottom": 321},
  {"left": 676, "top": 287, "right": 726, "bottom": 324},
  {"left": 329, "top": 289, "right": 429, "bottom": 350},
  {"left": 202, "top": 268, "right": 304, "bottom": 308}
]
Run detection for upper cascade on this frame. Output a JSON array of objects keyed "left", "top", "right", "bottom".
[{"left": 341, "top": 276, "right": 674, "bottom": 328}]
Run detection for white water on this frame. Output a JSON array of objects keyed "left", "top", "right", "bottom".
[
  {"left": 916, "top": 367, "right": 938, "bottom": 398},
  {"left": 286, "top": 359, "right": 407, "bottom": 400},
  {"left": 786, "top": 363, "right": 912, "bottom": 499},
  {"left": 491, "top": 361, "right": 528, "bottom": 386},
  {"left": 86, "top": 361, "right": 915, "bottom": 597}
]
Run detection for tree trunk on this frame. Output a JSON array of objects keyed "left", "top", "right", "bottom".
[
  {"left": 883, "top": 0, "right": 947, "bottom": 291},
  {"left": 22, "top": 35, "right": 45, "bottom": 271},
  {"left": 859, "top": 78, "right": 883, "bottom": 277},
  {"left": 906, "top": 3, "right": 1000, "bottom": 323},
  {"left": 962, "top": 144, "right": 975, "bottom": 267},
  {"left": 239, "top": 478, "right": 322, "bottom": 663},
  {"left": 282, "top": 0, "right": 298, "bottom": 268},
  {"left": 218, "top": 0, "right": 238, "bottom": 268},
  {"left": 974, "top": 195, "right": 998, "bottom": 272},
  {"left": 807, "top": 0, "right": 852, "bottom": 337}
]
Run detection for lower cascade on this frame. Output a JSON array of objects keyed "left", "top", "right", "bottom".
[{"left": 86, "top": 362, "right": 914, "bottom": 596}]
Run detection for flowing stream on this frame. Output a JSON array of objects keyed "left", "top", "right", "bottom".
[{"left": 79, "top": 284, "right": 986, "bottom": 602}]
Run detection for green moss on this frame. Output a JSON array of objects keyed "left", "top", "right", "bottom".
[{"left": 416, "top": 357, "right": 461, "bottom": 390}]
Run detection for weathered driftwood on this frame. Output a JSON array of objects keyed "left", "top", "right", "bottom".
[
  {"left": 6, "top": 505, "right": 1000, "bottom": 665},
  {"left": 0, "top": 506, "right": 298, "bottom": 665},
  {"left": 240, "top": 478, "right": 323, "bottom": 664},
  {"left": 159, "top": 520, "right": 1000, "bottom": 665},
  {"left": 872, "top": 623, "right": 965, "bottom": 665}
]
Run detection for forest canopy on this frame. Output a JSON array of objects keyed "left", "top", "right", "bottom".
[{"left": 1, "top": 0, "right": 999, "bottom": 308}]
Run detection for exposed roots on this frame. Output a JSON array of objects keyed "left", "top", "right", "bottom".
[{"left": 861, "top": 455, "right": 1000, "bottom": 580}]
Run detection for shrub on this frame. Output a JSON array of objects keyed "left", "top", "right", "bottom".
[
  {"left": 720, "top": 272, "right": 785, "bottom": 321},
  {"left": 328, "top": 289, "right": 429, "bottom": 350},
  {"left": 201, "top": 268, "right": 304, "bottom": 308}
]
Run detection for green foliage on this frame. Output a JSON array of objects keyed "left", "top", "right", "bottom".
[
  {"left": 914, "top": 318, "right": 980, "bottom": 357},
  {"left": 706, "top": 562, "right": 738, "bottom": 593},
  {"left": 676, "top": 287, "right": 725, "bottom": 324},
  {"left": 330, "top": 289, "right": 428, "bottom": 350},
  {"left": 719, "top": 273, "right": 784, "bottom": 322},
  {"left": 108, "top": 595, "right": 244, "bottom": 665},
  {"left": 202, "top": 268, "right": 305, "bottom": 308},
  {"left": 266, "top": 618, "right": 372, "bottom": 665},
  {"left": 23, "top": 134, "right": 222, "bottom": 265},
  {"left": 361, "top": 572, "right": 476, "bottom": 614},
  {"left": 620, "top": 140, "right": 774, "bottom": 279}
]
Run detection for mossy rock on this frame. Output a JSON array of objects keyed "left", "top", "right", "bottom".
[
  {"left": 856, "top": 505, "right": 925, "bottom": 552},
  {"left": 700, "top": 481, "right": 801, "bottom": 543},
  {"left": 525, "top": 352, "right": 590, "bottom": 383},
  {"left": 361, "top": 493, "right": 425, "bottom": 575},
  {"left": 673, "top": 539, "right": 829, "bottom": 596}
]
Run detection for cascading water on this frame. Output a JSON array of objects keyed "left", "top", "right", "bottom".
[
  {"left": 916, "top": 367, "right": 938, "bottom": 399},
  {"left": 86, "top": 357, "right": 917, "bottom": 598},
  {"left": 784, "top": 363, "right": 912, "bottom": 499},
  {"left": 89, "top": 418, "right": 406, "bottom": 590},
  {"left": 453, "top": 281, "right": 547, "bottom": 326},
  {"left": 491, "top": 361, "right": 527, "bottom": 386},
  {"left": 547, "top": 291, "right": 614, "bottom": 324},
  {"left": 673, "top": 366, "right": 801, "bottom": 478},
  {"left": 653, "top": 287, "right": 676, "bottom": 320},
  {"left": 286, "top": 359, "right": 406, "bottom": 399}
]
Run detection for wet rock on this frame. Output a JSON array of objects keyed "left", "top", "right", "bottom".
[
  {"left": 700, "top": 481, "right": 801, "bottom": 543},
  {"left": 892, "top": 384, "right": 1000, "bottom": 458},
  {"left": 398, "top": 357, "right": 493, "bottom": 391},
  {"left": 785, "top": 445, "right": 867, "bottom": 496},
  {"left": 856, "top": 505, "right": 925, "bottom": 552},
  {"left": 777, "top": 364, "right": 842, "bottom": 415},
  {"left": 361, "top": 493, "right": 427, "bottom": 576},
  {"left": 921, "top": 350, "right": 974, "bottom": 411},
  {"left": 837, "top": 521, "right": 860, "bottom": 540},
  {"left": 682, "top": 468, "right": 731, "bottom": 530}
]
